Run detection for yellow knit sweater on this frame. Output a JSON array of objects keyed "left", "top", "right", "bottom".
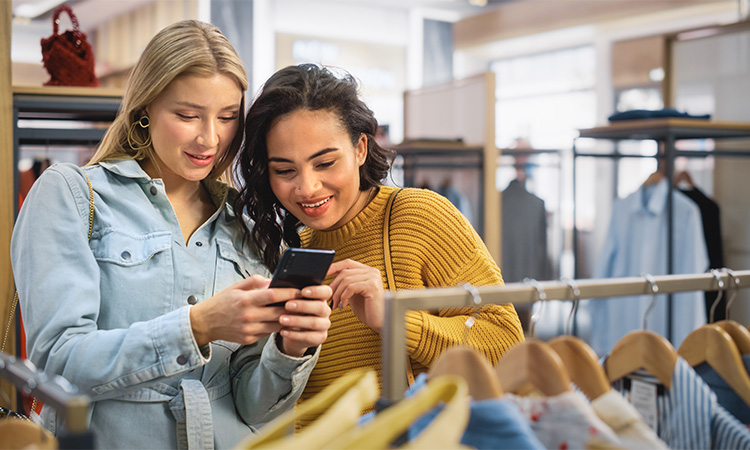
[{"left": 298, "top": 185, "right": 524, "bottom": 410}]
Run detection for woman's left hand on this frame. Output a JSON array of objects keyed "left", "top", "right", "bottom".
[
  {"left": 328, "top": 259, "right": 385, "bottom": 333},
  {"left": 278, "top": 285, "right": 332, "bottom": 357}
]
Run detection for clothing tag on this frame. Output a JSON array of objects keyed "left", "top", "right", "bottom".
[{"left": 630, "top": 379, "right": 658, "bottom": 432}]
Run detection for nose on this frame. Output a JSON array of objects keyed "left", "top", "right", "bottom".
[
  {"left": 296, "top": 170, "right": 321, "bottom": 195},
  {"left": 197, "top": 119, "right": 219, "bottom": 148}
]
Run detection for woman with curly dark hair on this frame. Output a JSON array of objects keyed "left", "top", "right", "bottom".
[{"left": 236, "top": 63, "right": 523, "bottom": 414}]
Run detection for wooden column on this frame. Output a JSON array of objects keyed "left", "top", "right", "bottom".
[{"left": 1, "top": 0, "right": 17, "bottom": 410}]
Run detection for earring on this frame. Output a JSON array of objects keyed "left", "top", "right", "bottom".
[
  {"left": 296, "top": 186, "right": 301, "bottom": 191},
  {"left": 127, "top": 115, "right": 152, "bottom": 151}
]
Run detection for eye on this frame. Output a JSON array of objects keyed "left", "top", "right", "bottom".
[
  {"left": 273, "top": 168, "right": 294, "bottom": 176},
  {"left": 316, "top": 161, "right": 335, "bottom": 169},
  {"left": 177, "top": 113, "right": 197, "bottom": 120},
  {"left": 220, "top": 114, "right": 239, "bottom": 122}
]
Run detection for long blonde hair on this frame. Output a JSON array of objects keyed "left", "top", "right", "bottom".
[{"left": 89, "top": 20, "right": 248, "bottom": 180}]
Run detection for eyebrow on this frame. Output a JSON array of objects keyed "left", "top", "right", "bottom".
[
  {"left": 175, "top": 101, "right": 240, "bottom": 111},
  {"left": 268, "top": 147, "right": 338, "bottom": 163}
]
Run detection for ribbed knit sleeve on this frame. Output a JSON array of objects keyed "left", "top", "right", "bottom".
[{"left": 297, "top": 186, "right": 523, "bottom": 412}]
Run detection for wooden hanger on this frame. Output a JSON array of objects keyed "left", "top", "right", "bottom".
[
  {"left": 495, "top": 339, "right": 572, "bottom": 397},
  {"left": 429, "top": 345, "right": 503, "bottom": 401},
  {"left": 678, "top": 324, "right": 750, "bottom": 406},
  {"left": 643, "top": 170, "right": 665, "bottom": 187},
  {"left": 548, "top": 335, "right": 611, "bottom": 401},
  {"left": 714, "top": 320, "right": 750, "bottom": 355},
  {"left": 604, "top": 330, "right": 677, "bottom": 389},
  {"left": 673, "top": 170, "right": 695, "bottom": 189}
]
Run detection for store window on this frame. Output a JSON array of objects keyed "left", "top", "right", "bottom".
[{"left": 491, "top": 46, "right": 596, "bottom": 336}]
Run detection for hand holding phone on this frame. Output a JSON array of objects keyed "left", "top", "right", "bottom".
[{"left": 267, "top": 248, "right": 335, "bottom": 306}]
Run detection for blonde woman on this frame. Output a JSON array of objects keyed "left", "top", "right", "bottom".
[{"left": 11, "top": 21, "right": 331, "bottom": 449}]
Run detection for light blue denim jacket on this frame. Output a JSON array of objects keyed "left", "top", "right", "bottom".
[{"left": 11, "top": 160, "right": 319, "bottom": 449}]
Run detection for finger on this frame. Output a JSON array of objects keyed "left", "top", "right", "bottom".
[
  {"left": 327, "top": 259, "right": 365, "bottom": 276},
  {"left": 280, "top": 314, "right": 330, "bottom": 332},
  {"left": 300, "top": 285, "right": 333, "bottom": 301},
  {"left": 234, "top": 274, "right": 271, "bottom": 290},
  {"left": 280, "top": 329, "right": 327, "bottom": 348},
  {"left": 285, "top": 299, "right": 332, "bottom": 317},
  {"left": 261, "top": 287, "right": 302, "bottom": 306}
]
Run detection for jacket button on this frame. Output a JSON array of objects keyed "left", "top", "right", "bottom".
[
  {"left": 195, "top": 241, "right": 203, "bottom": 247},
  {"left": 121, "top": 251, "right": 131, "bottom": 261},
  {"left": 150, "top": 186, "right": 158, "bottom": 196},
  {"left": 176, "top": 355, "right": 188, "bottom": 365},
  {"left": 187, "top": 295, "right": 198, "bottom": 305}
]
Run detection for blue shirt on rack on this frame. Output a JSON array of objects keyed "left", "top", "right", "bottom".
[{"left": 585, "top": 178, "right": 708, "bottom": 356}]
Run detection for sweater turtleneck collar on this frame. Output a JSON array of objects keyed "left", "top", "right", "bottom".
[{"left": 304, "top": 185, "right": 397, "bottom": 247}]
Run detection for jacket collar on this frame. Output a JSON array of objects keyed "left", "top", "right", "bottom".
[{"left": 99, "top": 159, "right": 236, "bottom": 214}]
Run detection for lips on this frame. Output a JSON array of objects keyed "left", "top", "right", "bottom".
[
  {"left": 186, "top": 152, "right": 215, "bottom": 167},
  {"left": 298, "top": 196, "right": 332, "bottom": 218},
  {"left": 300, "top": 197, "right": 332, "bottom": 208}
]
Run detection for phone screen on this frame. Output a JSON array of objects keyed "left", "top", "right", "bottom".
[{"left": 267, "top": 248, "right": 335, "bottom": 306}]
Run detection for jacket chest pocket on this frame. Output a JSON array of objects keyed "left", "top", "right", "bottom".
[
  {"left": 91, "top": 229, "right": 173, "bottom": 324},
  {"left": 214, "top": 238, "right": 267, "bottom": 295}
]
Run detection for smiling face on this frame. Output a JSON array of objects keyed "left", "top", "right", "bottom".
[
  {"left": 266, "top": 108, "right": 371, "bottom": 231},
  {"left": 140, "top": 73, "right": 242, "bottom": 187}
]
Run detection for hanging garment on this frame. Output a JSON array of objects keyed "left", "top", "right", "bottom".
[
  {"left": 611, "top": 356, "right": 750, "bottom": 449},
  {"left": 680, "top": 187, "right": 726, "bottom": 321},
  {"left": 694, "top": 354, "right": 750, "bottom": 425},
  {"left": 504, "top": 390, "right": 622, "bottom": 449},
  {"left": 587, "top": 179, "right": 708, "bottom": 356},
  {"left": 501, "top": 179, "right": 550, "bottom": 283},
  {"left": 359, "top": 372, "right": 544, "bottom": 449},
  {"left": 590, "top": 390, "right": 668, "bottom": 449}
]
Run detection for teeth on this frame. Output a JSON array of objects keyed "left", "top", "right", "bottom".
[
  {"left": 301, "top": 197, "right": 331, "bottom": 208},
  {"left": 190, "top": 154, "right": 210, "bottom": 160}
]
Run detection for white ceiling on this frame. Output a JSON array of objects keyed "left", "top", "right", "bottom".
[{"left": 11, "top": 0, "right": 506, "bottom": 31}]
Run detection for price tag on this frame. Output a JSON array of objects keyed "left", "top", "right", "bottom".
[{"left": 630, "top": 379, "right": 658, "bottom": 432}]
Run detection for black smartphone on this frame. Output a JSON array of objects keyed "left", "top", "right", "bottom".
[{"left": 267, "top": 248, "right": 335, "bottom": 306}]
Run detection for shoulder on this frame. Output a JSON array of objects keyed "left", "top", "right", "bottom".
[{"left": 391, "top": 187, "right": 468, "bottom": 223}]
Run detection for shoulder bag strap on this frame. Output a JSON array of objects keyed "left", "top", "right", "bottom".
[
  {"left": 383, "top": 188, "right": 402, "bottom": 291},
  {"left": 2, "top": 170, "right": 95, "bottom": 413}
]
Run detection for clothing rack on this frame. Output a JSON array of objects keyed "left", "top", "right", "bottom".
[
  {"left": 381, "top": 269, "right": 750, "bottom": 401},
  {"left": 0, "top": 351, "right": 90, "bottom": 434}
]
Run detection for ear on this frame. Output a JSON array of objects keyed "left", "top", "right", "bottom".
[{"left": 356, "top": 134, "right": 368, "bottom": 166}]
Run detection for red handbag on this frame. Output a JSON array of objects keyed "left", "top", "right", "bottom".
[{"left": 40, "top": 4, "right": 99, "bottom": 87}]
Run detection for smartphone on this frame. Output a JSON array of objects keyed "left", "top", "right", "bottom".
[{"left": 267, "top": 248, "right": 335, "bottom": 306}]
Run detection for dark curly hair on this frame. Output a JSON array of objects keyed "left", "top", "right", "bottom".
[{"left": 235, "top": 64, "right": 394, "bottom": 271}]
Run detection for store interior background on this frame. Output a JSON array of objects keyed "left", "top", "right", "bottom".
[{"left": 5, "top": 0, "right": 750, "bottom": 342}]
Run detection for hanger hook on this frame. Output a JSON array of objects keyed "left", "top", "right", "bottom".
[
  {"left": 561, "top": 277, "right": 580, "bottom": 336},
  {"left": 461, "top": 283, "right": 481, "bottom": 345},
  {"left": 708, "top": 268, "right": 725, "bottom": 323},
  {"left": 723, "top": 268, "right": 740, "bottom": 321},
  {"left": 641, "top": 273, "right": 659, "bottom": 330},
  {"left": 524, "top": 278, "right": 546, "bottom": 338}
]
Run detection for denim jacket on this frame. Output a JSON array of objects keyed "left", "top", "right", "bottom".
[{"left": 11, "top": 160, "right": 319, "bottom": 449}]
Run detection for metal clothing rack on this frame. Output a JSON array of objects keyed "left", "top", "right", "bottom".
[
  {"left": 0, "top": 351, "right": 91, "bottom": 438},
  {"left": 381, "top": 269, "right": 750, "bottom": 401}
]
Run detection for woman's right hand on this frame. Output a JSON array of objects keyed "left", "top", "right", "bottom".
[{"left": 189, "top": 275, "right": 303, "bottom": 346}]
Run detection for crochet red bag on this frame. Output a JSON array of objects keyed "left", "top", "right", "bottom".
[{"left": 40, "top": 4, "right": 99, "bottom": 87}]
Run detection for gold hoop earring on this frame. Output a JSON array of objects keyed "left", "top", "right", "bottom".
[{"left": 127, "top": 116, "right": 152, "bottom": 151}]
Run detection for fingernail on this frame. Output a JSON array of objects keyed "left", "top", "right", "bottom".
[
  {"left": 287, "top": 302, "right": 297, "bottom": 311},
  {"left": 302, "top": 288, "right": 311, "bottom": 297},
  {"left": 280, "top": 316, "right": 291, "bottom": 325}
]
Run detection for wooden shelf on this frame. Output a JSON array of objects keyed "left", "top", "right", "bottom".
[{"left": 578, "top": 118, "right": 750, "bottom": 140}]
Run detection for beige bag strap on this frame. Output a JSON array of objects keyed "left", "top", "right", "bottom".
[
  {"left": 2, "top": 170, "right": 94, "bottom": 413},
  {"left": 382, "top": 188, "right": 417, "bottom": 385},
  {"left": 383, "top": 188, "right": 402, "bottom": 291}
]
